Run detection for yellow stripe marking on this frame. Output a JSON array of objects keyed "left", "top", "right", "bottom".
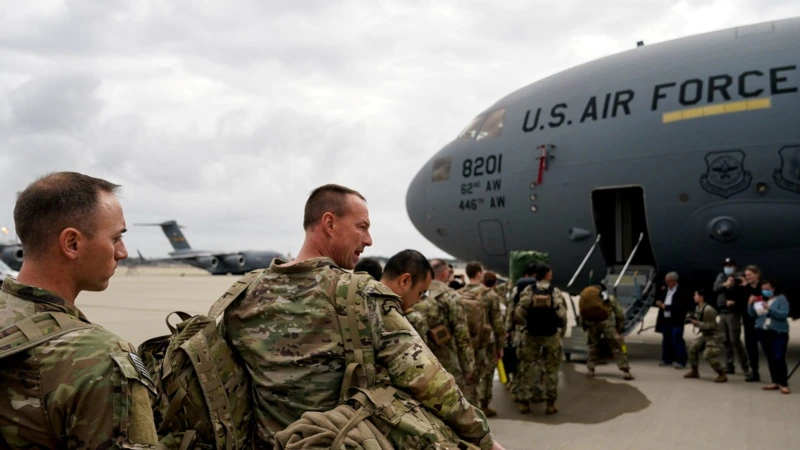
[{"left": 662, "top": 97, "right": 771, "bottom": 123}]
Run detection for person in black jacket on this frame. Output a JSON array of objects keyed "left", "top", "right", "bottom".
[
  {"left": 737, "top": 264, "right": 764, "bottom": 382},
  {"left": 655, "top": 271, "right": 692, "bottom": 368},
  {"left": 713, "top": 257, "right": 749, "bottom": 374}
]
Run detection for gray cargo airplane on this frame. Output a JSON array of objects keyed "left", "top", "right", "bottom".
[
  {"left": 136, "top": 220, "right": 285, "bottom": 275},
  {"left": 406, "top": 17, "right": 800, "bottom": 331},
  {"left": 0, "top": 242, "right": 23, "bottom": 271}
]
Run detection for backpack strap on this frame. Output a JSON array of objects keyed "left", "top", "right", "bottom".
[
  {"left": 328, "top": 272, "right": 371, "bottom": 403},
  {"left": 207, "top": 269, "right": 265, "bottom": 321},
  {"left": 0, "top": 311, "right": 98, "bottom": 360}
]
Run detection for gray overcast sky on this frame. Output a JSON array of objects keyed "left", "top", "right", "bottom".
[{"left": 1, "top": 1, "right": 799, "bottom": 260}]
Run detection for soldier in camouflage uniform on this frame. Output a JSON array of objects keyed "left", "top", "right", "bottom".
[
  {"left": 514, "top": 265, "right": 566, "bottom": 415},
  {"left": 584, "top": 285, "right": 635, "bottom": 380},
  {"left": 222, "top": 184, "right": 504, "bottom": 450},
  {"left": 0, "top": 172, "right": 159, "bottom": 449},
  {"left": 461, "top": 262, "right": 506, "bottom": 418},
  {"left": 684, "top": 289, "right": 728, "bottom": 382},
  {"left": 505, "top": 265, "right": 539, "bottom": 400},
  {"left": 405, "top": 258, "right": 475, "bottom": 393}
]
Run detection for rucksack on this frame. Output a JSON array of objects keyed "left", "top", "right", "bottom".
[
  {"left": 274, "top": 273, "right": 480, "bottom": 450},
  {"left": 457, "top": 286, "right": 489, "bottom": 350},
  {"left": 525, "top": 285, "right": 560, "bottom": 336},
  {"left": 579, "top": 285, "right": 610, "bottom": 323},
  {"left": 137, "top": 269, "right": 265, "bottom": 450},
  {"left": 0, "top": 311, "right": 99, "bottom": 360}
]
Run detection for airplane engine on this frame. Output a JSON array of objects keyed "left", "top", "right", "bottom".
[
  {"left": 195, "top": 256, "right": 219, "bottom": 270},
  {"left": 2, "top": 246, "right": 23, "bottom": 263},
  {"left": 224, "top": 254, "right": 246, "bottom": 268}
]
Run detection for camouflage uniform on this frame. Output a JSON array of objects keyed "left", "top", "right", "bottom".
[
  {"left": 514, "top": 280, "right": 567, "bottom": 411},
  {"left": 686, "top": 303, "right": 726, "bottom": 378},
  {"left": 460, "top": 283, "right": 506, "bottom": 409},
  {"left": 406, "top": 279, "right": 475, "bottom": 392},
  {"left": 585, "top": 294, "right": 630, "bottom": 373},
  {"left": 0, "top": 278, "right": 159, "bottom": 449},
  {"left": 222, "top": 257, "right": 494, "bottom": 449}
]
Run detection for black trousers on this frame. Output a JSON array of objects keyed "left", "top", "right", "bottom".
[
  {"left": 742, "top": 314, "right": 760, "bottom": 375},
  {"left": 756, "top": 329, "right": 789, "bottom": 387}
]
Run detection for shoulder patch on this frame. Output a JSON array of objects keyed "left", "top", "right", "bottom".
[
  {"left": 110, "top": 352, "right": 157, "bottom": 396},
  {"left": 364, "top": 281, "right": 400, "bottom": 299},
  {"left": 129, "top": 352, "right": 156, "bottom": 387}
]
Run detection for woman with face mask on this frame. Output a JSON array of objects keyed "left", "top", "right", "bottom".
[{"left": 747, "top": 279, "right": 791, "bottom": 394}]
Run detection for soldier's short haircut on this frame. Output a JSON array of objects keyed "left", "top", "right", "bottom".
[
  {"left": 303, "top": 184, "right": 366, "bottom": 230},
  {"left": 382, "top": 249, "right": 434, "bottom": 286},
  {"left": 14, "top": 171, "right": 121, "bottom": 257},
  {"left": 465, "top": 261, "right": 483, "bottom": 279},
  {"left": 429, "top": 258, "right": 448, "bottom": 277},
  {"left": 354, "top": 257, "right": 383, "bottom": 281},
  {"left": 524, "top": 263, "right": 538, "bottom": 277},
  {"left": 535, "top": 264, "right": 551, "bottom": 281},
  {"left": 483, "top": 271, "right": 497, "bottom": 288}
]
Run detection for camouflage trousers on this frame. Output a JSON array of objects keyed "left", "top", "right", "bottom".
[
  {"left": 585, "top": 321, "right": 629, "bottom": 371},
  {"left": 516, "top": 334, "right": 561, "bottom": 402},
  {"left": 464, "top": 345, "right": 490, "bottom": 406},
  {"left": 478, "top": 347, "right": 496, "bottom": 407},
  {"left": 688, "top": 334, "right": 724, "bottom": 373}
]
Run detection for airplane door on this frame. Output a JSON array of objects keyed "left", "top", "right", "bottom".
[
  {"left": 478, "top": 220, "right": 507, "bottom": 256},
  {"left": 591, "top": 187, "right": 656, "bottom": 267}
]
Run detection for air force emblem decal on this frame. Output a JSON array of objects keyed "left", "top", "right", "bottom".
[
  {"left": 773, "top": 146, "right": 800, "bottom": 195},
  {"left": 700, "top": 150, "right": 752, "bottom": 198}
]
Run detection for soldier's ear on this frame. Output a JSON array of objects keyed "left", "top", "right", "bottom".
[
  {"left": 60, "top": 227, "right": 81, "bottom": 261},
  {"left": 400, "top": 273, "right": 413, "bottom": 291}
]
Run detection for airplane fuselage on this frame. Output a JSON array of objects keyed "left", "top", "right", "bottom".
[{"left": 407, "top": 18, "right": 800, "bottom": 303}]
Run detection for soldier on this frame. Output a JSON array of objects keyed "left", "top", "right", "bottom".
[
  {"left": 684, "top": 289, "right": 728, "bottom": 382},
  {"left": 460, "top": 261, "right": 506, "bottom": 417},
  {"left": 0, "top": 172, "right": 159, "bottom": 449},
  {"left": 514, "top": 264, "right": 566, "bottom": 415},
  {"left": 380, "top": 250, "right": 433, "bottom": 313},
  {"left": 354, "top": 256, "right": 383, "bottom": 280},
  {"left": 504, "top": 264, "right": 538, "bottom": 398},
  {"left": 583, "top": 284, "right": 635, "bottom": 380},
  {"left": 222, "top": 184, "right": 503, "bottom": 450},
  {"left": 405, "top": 258, "right": 476, "bottom": 394}
]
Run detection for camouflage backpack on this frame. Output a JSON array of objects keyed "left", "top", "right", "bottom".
[
  {"left": 578, "top": 285, "right": 610, "bottom": 323},
  {"left": 458, "top": 286, "right": 490, "bottom": 350},
  {"left": 138, "top": 269, "right": 265, "bottom": 450},
  {"left": 274, "top": 272, "right": 480, "bottom": 450},
  {"left": 0, "top": 311, "right": 98, "bottom": 360}
]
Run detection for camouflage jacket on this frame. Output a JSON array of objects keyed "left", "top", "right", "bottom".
[
  {"left": 605, "top": 294, "right": 626, "bottom": 333},
  {"left": 222, "top": 257, "right": 493, "bottom": 449},
  {"left": 515, "top": 280, "right": 569, "bottom": 336},
  {"left": 461, "top": 282, "right": 506, "bottom": 355},
  {"left": 0, "top": 277, "right": 159, "bottom": 449},
  {"left": 406, "top": 280, "right": 476, "bottom": 377},
  {"left": 693, "top": 303, "right": 721, "bottom": 337}
]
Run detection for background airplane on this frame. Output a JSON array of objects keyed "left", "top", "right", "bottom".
[
  {"left": 136, "top": 220, "right": 285, "bottom": 275},
  {"left": 0, "top": 227, "right": 23, "bottom": 271},
  {"left": 406, "top": 16, "right": 800, "bottom": 330}
]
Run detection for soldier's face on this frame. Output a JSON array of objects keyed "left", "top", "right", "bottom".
[
  {"left": 330, "top": 195, "right": 372, "bottom": 270},
  {"left": 76, "top": 192, "right": 129, "bottom": 292},
  {"left": 396, "top": 272, "right": 432, "bottom": 311}
]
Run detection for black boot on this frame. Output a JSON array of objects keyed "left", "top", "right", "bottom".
[{"left": 745, "top": 371, "right": 760, "bottom": 382}]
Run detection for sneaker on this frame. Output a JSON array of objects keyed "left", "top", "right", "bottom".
[
  {"left": 623, "top": 371, "right": 635, "bottom": 380},
  {"left": 674, "top": 363, "right": 686, "bottom": 370}
]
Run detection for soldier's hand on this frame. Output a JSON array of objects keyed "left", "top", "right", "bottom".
[
  {"left": 491, "top": 441, "right": 506, "bottom": 450},
  {"left": 495, "top": 349, "right": 504, "bottom": 361},
  {"left": 726, "top": 300, "right": 735, "bottom": 307}
]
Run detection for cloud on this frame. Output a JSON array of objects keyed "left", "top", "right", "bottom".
[{"left": 1, "top": 0, "right": 798, "bottom": 261}]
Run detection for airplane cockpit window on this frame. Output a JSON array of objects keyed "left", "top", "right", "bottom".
[
  {"left": 457, "top": 114, "right": 485, "bottom": 140},
  {"left": 476, "top": 108, "right": 505, "bottom": 140},
  {"left": 432, "top": 156, "right": 452, "bottom": 182}
]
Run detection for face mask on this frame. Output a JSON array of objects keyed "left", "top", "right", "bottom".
[
  {"left": 762, "top": 289, "right": 774, "bottom": 298},
  {"left": 723, "top": 267, "right": 734, "bottom": 276}
]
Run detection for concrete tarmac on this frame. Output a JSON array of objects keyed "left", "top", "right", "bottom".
[{"left": 82, "top": 267, "right": 800, "bottom": 450}]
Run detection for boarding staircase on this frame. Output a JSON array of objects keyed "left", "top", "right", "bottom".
[{"left": 604, "top": 264, "right": 657, "bottom": 336}]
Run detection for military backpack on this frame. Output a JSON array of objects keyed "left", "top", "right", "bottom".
[
  {"left": 524, "top": 285, "right": 560, "bottom": 337},
  {"left": 273, "top": 272, "right": 480, "bottom": 450},
  {"left": 578, "top": 285, "right": 610, "bottom": 323},
  {"left": 137, "top": 269, "right": 265, "bottom": 450},
  {"left": 457, "top": 286, "right": 490, "bottom": 350}
]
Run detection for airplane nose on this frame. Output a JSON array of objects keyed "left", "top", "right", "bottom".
[{"left": 406, "top": 165, "right": 427, "bottom": 234}]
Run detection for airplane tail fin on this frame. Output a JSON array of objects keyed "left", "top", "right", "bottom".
[{"left": 135, "top": 220, "right": 192, "bottom": 251}]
